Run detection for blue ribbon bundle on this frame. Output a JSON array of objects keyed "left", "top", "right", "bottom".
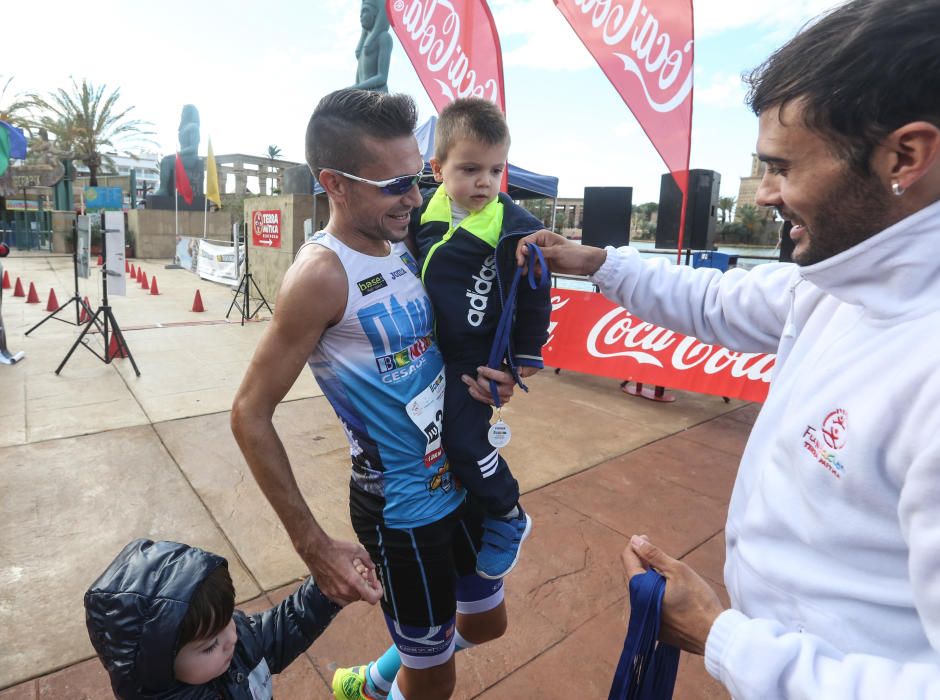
[
  {"left": 609, "top": 569, "right": 680, "bottom": 700},
  {"left": 486, "top": 242, "right": 549, "bottom": 406}
]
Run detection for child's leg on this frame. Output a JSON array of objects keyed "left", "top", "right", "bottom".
[
  {"left": 442, "top": 367, "right": 520, "bottom": 517},
  {"left": 442, "top": 367, "right": 531, "bottom": 579}
]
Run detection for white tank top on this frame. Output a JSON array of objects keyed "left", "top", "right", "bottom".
[{"left": 303, "top": 232, "right": 463, "bottom": 528}]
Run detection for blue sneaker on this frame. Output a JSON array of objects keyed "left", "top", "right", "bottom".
[{"left": 475, "top": 508, "right": 533, "bottom": 579}]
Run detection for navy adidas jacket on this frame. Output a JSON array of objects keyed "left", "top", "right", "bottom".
[
  {"left": 412, "top": 186, "right": 551, "bottom": 377},
  {"left": 84, "top": 539, "right": 340, "bottom": 699}
]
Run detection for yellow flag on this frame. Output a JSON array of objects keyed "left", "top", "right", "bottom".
[{"left": 206, "top": 139, "right": 221, "bottom": 207}]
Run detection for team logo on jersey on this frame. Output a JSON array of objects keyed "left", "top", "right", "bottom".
[
  {"left": 801, "top": 408, "right": 847, "bottom": 479},
  {"left": 376, "top": 333, "right": 434, "bottom": 375},
  {"left": 358, "top": 294, "right": 437, "bottom": 383},
  {"left": 400, "top": 252, "right": 419, "bottom": 276},
  {"left": 357, "top": 274, "right": 388, "bottom": 296},
  {"left": 427, "top": 460, "right": 457, "bottom": 494}
]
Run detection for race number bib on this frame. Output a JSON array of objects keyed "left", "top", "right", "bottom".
[{"left": 406, "top": 371, "right": 446, "bottom": 467}]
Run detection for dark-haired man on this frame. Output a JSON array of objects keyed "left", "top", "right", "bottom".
[
  {"left": 520, "top": 0, "right": 940, "bottom": 696},
  {"left": 231, "top": 89, "right": 517, "bottom": 700}
]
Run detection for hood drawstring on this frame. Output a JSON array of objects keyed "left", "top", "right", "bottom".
[{"left": 783, "top": 278, "right": 804, "bottom": 339}]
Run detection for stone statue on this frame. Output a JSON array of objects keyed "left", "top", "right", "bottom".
[
  {"left": 155, "top": 104, "right": 204, "bottom": 198},
  {"left": 352, "top": 0, "right": 392, "bottom": 93}
]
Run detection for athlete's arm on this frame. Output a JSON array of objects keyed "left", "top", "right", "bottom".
[
  {"left": 462, "top": 365, "right": 516, "bottom": 405},
  {"left": 231, "top": 246, "right": 381, "bottom": 606}
]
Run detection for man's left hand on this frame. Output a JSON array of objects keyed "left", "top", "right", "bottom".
[
  {"left": 621, "top": 535, "right": 726, "bottom": 656},
  {"left": 462, "top": 365, "right": 515, "bottom": 405}
]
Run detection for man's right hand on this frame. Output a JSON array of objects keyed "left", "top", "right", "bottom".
[
  {"left": 516, "top": 229, "right": 608, "bottom": 276},
  {"left": 304, "top": 536, "right": 383, "bottom": 606}
]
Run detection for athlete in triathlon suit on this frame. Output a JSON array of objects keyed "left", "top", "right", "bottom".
[{"left": 231, "top": 89, "right": 516, "bottom": 700}]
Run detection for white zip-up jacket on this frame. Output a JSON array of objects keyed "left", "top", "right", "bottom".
[{"left": 591, "top": 200, "right": 940, "bottom": 699}]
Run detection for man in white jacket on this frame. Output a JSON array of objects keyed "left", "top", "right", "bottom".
[{"left": 519, "top": 1, "right": 940, "bottom": 697}]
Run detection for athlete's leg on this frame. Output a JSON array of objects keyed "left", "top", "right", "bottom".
[
  {"left": 452, "top": 499, "right": 509, "bottom": 646},
  {"left": 343, "top": 498, "right": 465, "bottom": 700}
]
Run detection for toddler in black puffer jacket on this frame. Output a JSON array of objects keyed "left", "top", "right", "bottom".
[{"left": 84, "top": 539, "right": 344, "bottom": 699}]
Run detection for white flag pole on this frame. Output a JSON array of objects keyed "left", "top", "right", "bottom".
[{"left": 203, "top": 191, "right": 208, "bottom": 239}]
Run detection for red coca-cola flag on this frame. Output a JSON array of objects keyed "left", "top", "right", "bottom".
[
  {"left": 386, "top": 0, "right": 506, "bottom": 114},
  {"left": 555, "top": 1, "right": 694, "bottom": 253},
  {"left": 174, "top": 153, "right": 194, "bottom": 205}
]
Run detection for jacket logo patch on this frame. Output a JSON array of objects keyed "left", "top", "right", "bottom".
[
  {"left": 466, "top": 254, "right": 496, "bottom": 327},
  {"left": 357, "top": 274, "right": 388, "bottom": 296},
  {"left": 802, "top": 408, "right": 847, "bottom": 479}
]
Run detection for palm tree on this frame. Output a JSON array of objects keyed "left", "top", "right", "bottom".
[
  {"left": 738, "top": 204, "right": 762, "bottom": 241},
  {"left": 265, "top": 145, "right": 283, "bottom": 194},
  {"left": 0, "top": 75, "right": 30, "bottom": 128},
  {"left": 25, "top": 78, "right": 154, "bottom": 185},
  {"left": 718, "top": 196, "right": 736, "bottom": 224}
]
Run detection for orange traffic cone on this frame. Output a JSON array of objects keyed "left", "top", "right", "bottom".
[
  {"left": 80, "top": 296, "right": 92, "bottom": 324},
  {"left": 191, "top": 289, "right": 205, "bottom": 312},
  {"left": 97, "top": 255, "right": 103, "bottom": 266},
  {"left": 140, "top": 271, "right": 149, "bottom": 290},
  {"left": 107, "top": 334, "right": 128, "bottom": 360},
  {"left": 149, "top": 276, "right": 160, "bottom": 295},
  {"left": 125, "top": 260, "right": 130, "bottom": 273},
  {"left": 1, "top": 270, "right": 10, "bottom": 289},
  {"left": 129, "top": 263, "right": 136, "bottom": 278},
  {"left": 13, "top": 277, "right": 24, "bottom": 297},
  {"left": 26, "top": 282, "right": 40, "bottom": 303},
  {"left": 45, "top": 288, "right": 59, "bottom": 311}
]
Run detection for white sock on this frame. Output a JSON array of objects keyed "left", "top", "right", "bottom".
[
  {"left": 390, "top": 677, "right": 407, "bottom": 700},
  {"left": 369, "top": 663, "right": 392, "bottom": 694}
]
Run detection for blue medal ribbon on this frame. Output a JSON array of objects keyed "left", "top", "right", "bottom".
[
  {"left": 608, "top": 569, "right": 680, "bottom": 700},
  {"left": 486, "top": 242, "right": 549, "bottom": 407}
]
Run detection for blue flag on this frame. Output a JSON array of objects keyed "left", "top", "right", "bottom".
[{"left": 0, "top": 121, "right": 28, "bottom": 159}]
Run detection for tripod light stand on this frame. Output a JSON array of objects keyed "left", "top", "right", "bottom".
[{"left": 56, "top": 214, "right": 140, "bottom": 376}]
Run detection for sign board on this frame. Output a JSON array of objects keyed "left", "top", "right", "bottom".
[
  {"left": 544, "top": 288, "right": 774, "bottom": 403},
  {"left": 85, "top": 186, "right": 124, "bottom": 211},
  {"left": 5, "top": 199, "right": 40, "bottom": 211},
  {"left": 104, "top": 211, "right": 126, "bottom": 296},
  {"left": 9, "top": 162, "right": 65, "bottom": 188},
  {"left": 77, "top": 216, "right": 92, "bottom": 279},
  {"left": 175, "top": 236, "right": 243, "bottom": 286},
  {"left": 252, "top": 210, "right": 281, "bottom": 248}
]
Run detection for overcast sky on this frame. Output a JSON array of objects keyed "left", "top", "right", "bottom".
[{"left": 4, "top": 0, "right": 843, "bottom": 203}]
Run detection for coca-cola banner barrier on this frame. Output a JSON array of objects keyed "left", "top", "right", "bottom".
[
  {"left": 545, "top": 289, "right": 774, "bottom": 402},
  {"left": 554, "top": 0, "right": 694, "bottom": 200},
  {"left": 387, "top": 0, "right": 506, "bottom": 114}
]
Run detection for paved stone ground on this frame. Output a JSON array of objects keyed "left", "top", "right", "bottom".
[{"left": 0, "top": 254, "right": 752, "bottom": 699}]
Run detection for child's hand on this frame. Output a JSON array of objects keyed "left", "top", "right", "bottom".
[{"left": 353, "top": 557, "right": 381, "bottom": 594}]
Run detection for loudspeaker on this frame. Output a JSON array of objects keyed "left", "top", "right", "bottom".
[
  {"left": 656, "top": 170, "right": 721, "bottom": 250},
  {"left": 581, "top": 187, "right": 632, "bottom": 249}
]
